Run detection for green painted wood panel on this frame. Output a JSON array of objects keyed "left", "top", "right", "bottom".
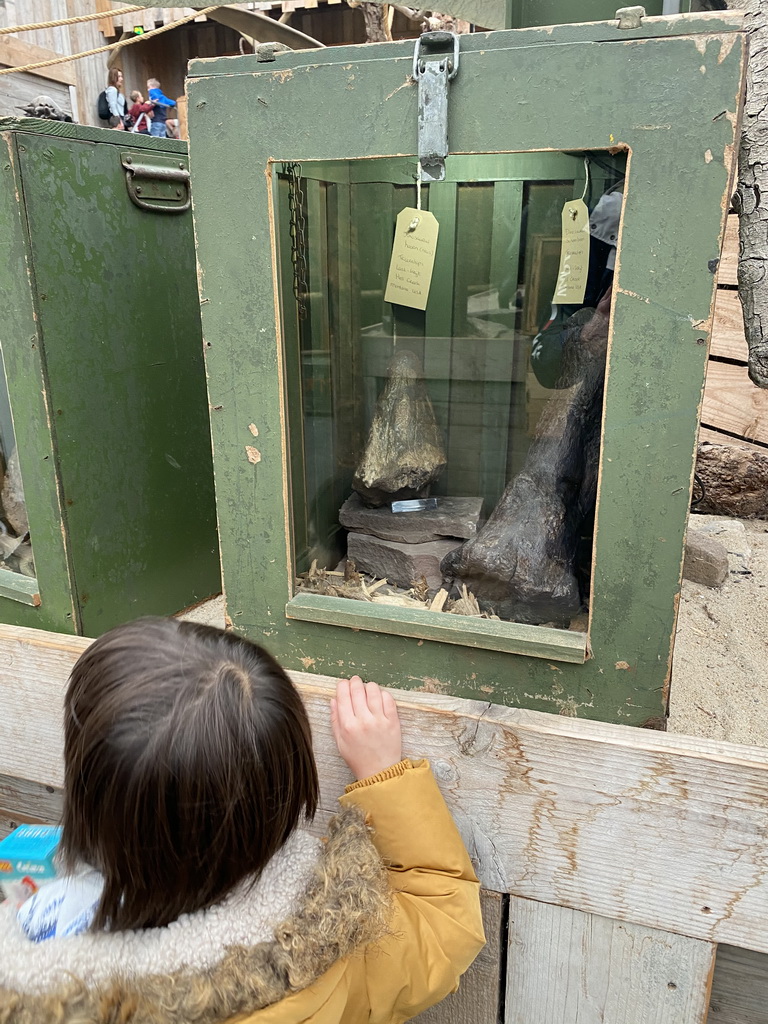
[
  {"left": 0, "top": 120, "right": 220, "bottom": 634},
  {"left": 189, "top": 17, "right": 745, "bottom": 724}
]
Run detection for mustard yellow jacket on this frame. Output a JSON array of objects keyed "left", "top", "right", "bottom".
[{"left": 242, "top": 760, "right": 486, "bottom": 1024}]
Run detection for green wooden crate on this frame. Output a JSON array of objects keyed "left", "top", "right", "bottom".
[
  {"left": 0, "top": 120, "right": 220, "bottom": 635},
  {"left": 188, "top": 13, "right": 745, "bottom": 725}
]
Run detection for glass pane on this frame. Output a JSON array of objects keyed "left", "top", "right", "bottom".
[
  {"left": 274, "top": 151, "right": 626, "bottom": 629},
  {"left": 0, "top": 346, "right": 35, "bottom": 579}
]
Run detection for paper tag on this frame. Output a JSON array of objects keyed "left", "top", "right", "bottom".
[
  {"left": 552, "top": 199, "right": 590, "bottom": 305},
  {"left": 384, "top": 208, "right": 439, "bottom": 311}
]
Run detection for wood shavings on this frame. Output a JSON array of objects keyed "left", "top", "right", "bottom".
[{"left": 449, "top": 584, "right": 482, "bottom": 617}]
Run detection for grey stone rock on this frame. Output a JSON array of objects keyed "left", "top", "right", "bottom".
[
  {"left": 683, "top": 530, "right": 729, "bottom": 588},
  {"left": 340, "top": 493, "right": 483, "bottom": 544},
  {"left": 347, "top": 533, "right": 461, "bottom": 593},
  {"left": 691, "top": 515, "right": 752, "bottom": 575}
]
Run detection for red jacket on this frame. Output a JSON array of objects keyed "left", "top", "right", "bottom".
[{"left": 128, "top": 102, "right": 153, "bottom": 133}]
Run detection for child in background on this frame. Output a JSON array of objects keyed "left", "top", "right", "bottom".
[
  {"left": 0, "top": 618, "right": 484, "bottom": 1023},
  {"left": 127, "top": 90, "right": 153, "bottom": 134},
  {"left": 146, "top": 77, "right": 176, "bottom": 138}
]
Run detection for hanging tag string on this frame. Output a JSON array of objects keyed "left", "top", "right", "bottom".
[
  {"left": 580, "top": 156, "right": 590, "bottom": 203},
  {"left": 416, "top": 164, "right": 422, "bottom": 211}
]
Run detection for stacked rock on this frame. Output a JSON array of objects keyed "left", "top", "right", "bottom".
[{"left": 340, "top": 493, "right": 483, "bottom": 594}]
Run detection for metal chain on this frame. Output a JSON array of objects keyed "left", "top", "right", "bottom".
[{"left": 286, "top": 162, "right": 309, "bottom": 321}]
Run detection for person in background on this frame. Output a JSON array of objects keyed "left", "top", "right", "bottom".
[
  {"left": 127, "top": 90, "right": 153, "bottom": 134},
  {"left": 105, "top": 68, "right": 127, "bottom": 129},
  {"left": 146, "top": 77, "right": 176, "bottom": 138}
]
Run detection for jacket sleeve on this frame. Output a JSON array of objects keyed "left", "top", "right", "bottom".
[
  {"left": 151, "top": 89, "right": 176, "bottom": 107},
  {"left": 105, "top": 86, "right": 121, "bottom": 119},
  {"left": 338, "top": 759, "right": 485, "bottom": 1024}
]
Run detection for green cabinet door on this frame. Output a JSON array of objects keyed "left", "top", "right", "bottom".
[{"left": 0, "top": 120, "right": 220, "bottom": 634}]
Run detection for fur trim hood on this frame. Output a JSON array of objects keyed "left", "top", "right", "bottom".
[{"left": 0, "top": 807, "right": 392, "bottom": 1024}]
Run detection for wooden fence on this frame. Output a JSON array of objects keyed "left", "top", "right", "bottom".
[
  {"left": 702, "top": 214, "right": 768, "bottom": 452},
  {"left": 1, "top": 622, "right": 767, "bottom": 1023}
]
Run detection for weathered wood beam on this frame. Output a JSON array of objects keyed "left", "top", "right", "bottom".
[
  {"left": 505, "top": 897, "right": 716, "bottom": 1024},
  {"left": 711, "top": 288, "right": 748, "bottom": 361},
  {"left": 2, "top": 623, "right": 768, "bottom": 954},
  {"left": 0, "top": 38, "right": 77, "bottom": 86}
]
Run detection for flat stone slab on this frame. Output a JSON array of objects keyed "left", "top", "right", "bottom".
[
  {"left": 340, "top": 493, "right": 483, "bottom": 544},
  {"left": 347, "top": 533, "right": 461, "bottom": 593}
]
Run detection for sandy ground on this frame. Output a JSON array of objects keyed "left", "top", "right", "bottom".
[
  {"left": 181, "top": 516, "right": 768, "bottom": 746},
  {"left": 668, "top": 515, "right": 768, "bottom": 746}
]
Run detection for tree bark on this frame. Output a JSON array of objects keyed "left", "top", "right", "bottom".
[
  {"left": 729, "top": 0, "right": 768, "bottom": 388},
  {"left": 694, "top": 441, "right": 768, "bottom": 517},
  {"left": 347, "top": 1, "right": 393, "bottom": 42}
]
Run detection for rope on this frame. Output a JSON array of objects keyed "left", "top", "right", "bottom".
[
  {"left": 0, "top": 7, "right": 221, "bottom": 77},
  {"left": 0, "top": 6, "right": 144, "bottom": 36}
]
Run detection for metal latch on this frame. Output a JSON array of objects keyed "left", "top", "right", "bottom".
[
  {"left": 412, "top": 31, "right": 460, "bottom": 183},
  {"left": 121, "top": 153, "right": 191, "bottom": 214}
]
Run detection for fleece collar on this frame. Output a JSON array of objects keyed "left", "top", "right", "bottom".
[{"left": 0, "top": 807, "right": 392, "bottom": 1024}]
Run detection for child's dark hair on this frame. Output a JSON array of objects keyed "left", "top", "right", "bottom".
[{"left": 60, "top": 617, "right": 318, "bottom": 932}]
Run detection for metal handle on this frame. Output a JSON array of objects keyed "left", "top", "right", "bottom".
[
  {"left": 413, "top": 30, "right": 460, "bottom": 81},
  {"left": 121, "top": 154, "right": 191, "bottom": 214}
]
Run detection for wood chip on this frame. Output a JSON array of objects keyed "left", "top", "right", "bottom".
[
  {"left": 371, "top": 593, "right": 427, "bottom": 608},
  {"left": 429, "top": 587, "right": 449, "bottom": 612}
]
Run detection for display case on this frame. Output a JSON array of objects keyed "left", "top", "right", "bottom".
[
  {"left": 188, "top": 12, "right": 745, "bottom": 723},
  {"left": 0, "top": 120, "right": 220, "bottom": 634}
]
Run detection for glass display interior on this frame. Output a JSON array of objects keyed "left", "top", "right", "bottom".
[
  {"left": 274, "top": 150, "right": 626, "bottom": 629},
  {"left": 0, "top": 346, "right": 35, "bottom": 580}
]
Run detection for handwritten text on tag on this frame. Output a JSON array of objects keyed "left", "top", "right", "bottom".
[
  {"left": 553, "top": 199, "right": 590, "bottom": 305},
  {"left": 384, "top": 208, "right": 439, "bottom": 311}
]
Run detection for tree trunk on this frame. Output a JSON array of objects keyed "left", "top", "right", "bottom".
[
  {"left": 729, "top": 0, "right": 768, "bottom": 388},
  {"left": 347, "top": 1, "right": 393, "bottom": 42}
]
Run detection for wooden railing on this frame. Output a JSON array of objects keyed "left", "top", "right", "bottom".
[{"left": 1, "top": 622, "right": 767, "bottom": 1022}]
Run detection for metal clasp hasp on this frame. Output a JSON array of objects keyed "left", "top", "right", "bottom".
[{"left": 412, "top": 31, "right": 460, "bottom": 183}]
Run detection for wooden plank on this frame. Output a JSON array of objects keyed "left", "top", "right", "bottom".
[
  {"left": 718, "top": 214, "right": 739, "bottom": 288},
  {"left": 505, "top": 898, "right": 715, "bottom": 1024},
  {"left": 697, "top": 426, "right": 767, "bottom": 453},
  {"left": 709, "top": 945, "right": 768, "bottom": 1024},
  {"left": 176, "top": 94, "right": 188, "bottom": 141},
  {"left": 710, "top": 289, "right": 748, "bottom": 362},
  {"left": 96, "top": 0, "right": 116, "bottom": 38},
  {"left": 286, "top": 593, "right": 588, "bottom": 662},
  {"left": 414, "top": 890, "right": 504, "bottom": 1024},
  {"left": 0, "top": 773, "right": 62, "bottom": 839},
  {"left": 702, "top": 361, "right": 768, "bottom": 445},
  {"left": 4, "top": 624, "right": 768, "bottom": 954},
  {"left": 0, "top": 37, "right": 77, "bottom": 86},
  {"left": 0, "top": 568, "right": 40, "bottom": 606}
]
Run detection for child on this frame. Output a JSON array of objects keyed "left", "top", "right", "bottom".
[
  {"left": 0, "top": 617, "right": 484, "bottom": 1022},
  {"left": 127, "top": 90, "right": 153, "bottom": 134},
  {"left": 146, "top": 77, "right": 176, "bottom": 138}
]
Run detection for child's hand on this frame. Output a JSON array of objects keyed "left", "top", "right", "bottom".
[{"left": 331, "top": 676, "right": 402, "bottom": 780}]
